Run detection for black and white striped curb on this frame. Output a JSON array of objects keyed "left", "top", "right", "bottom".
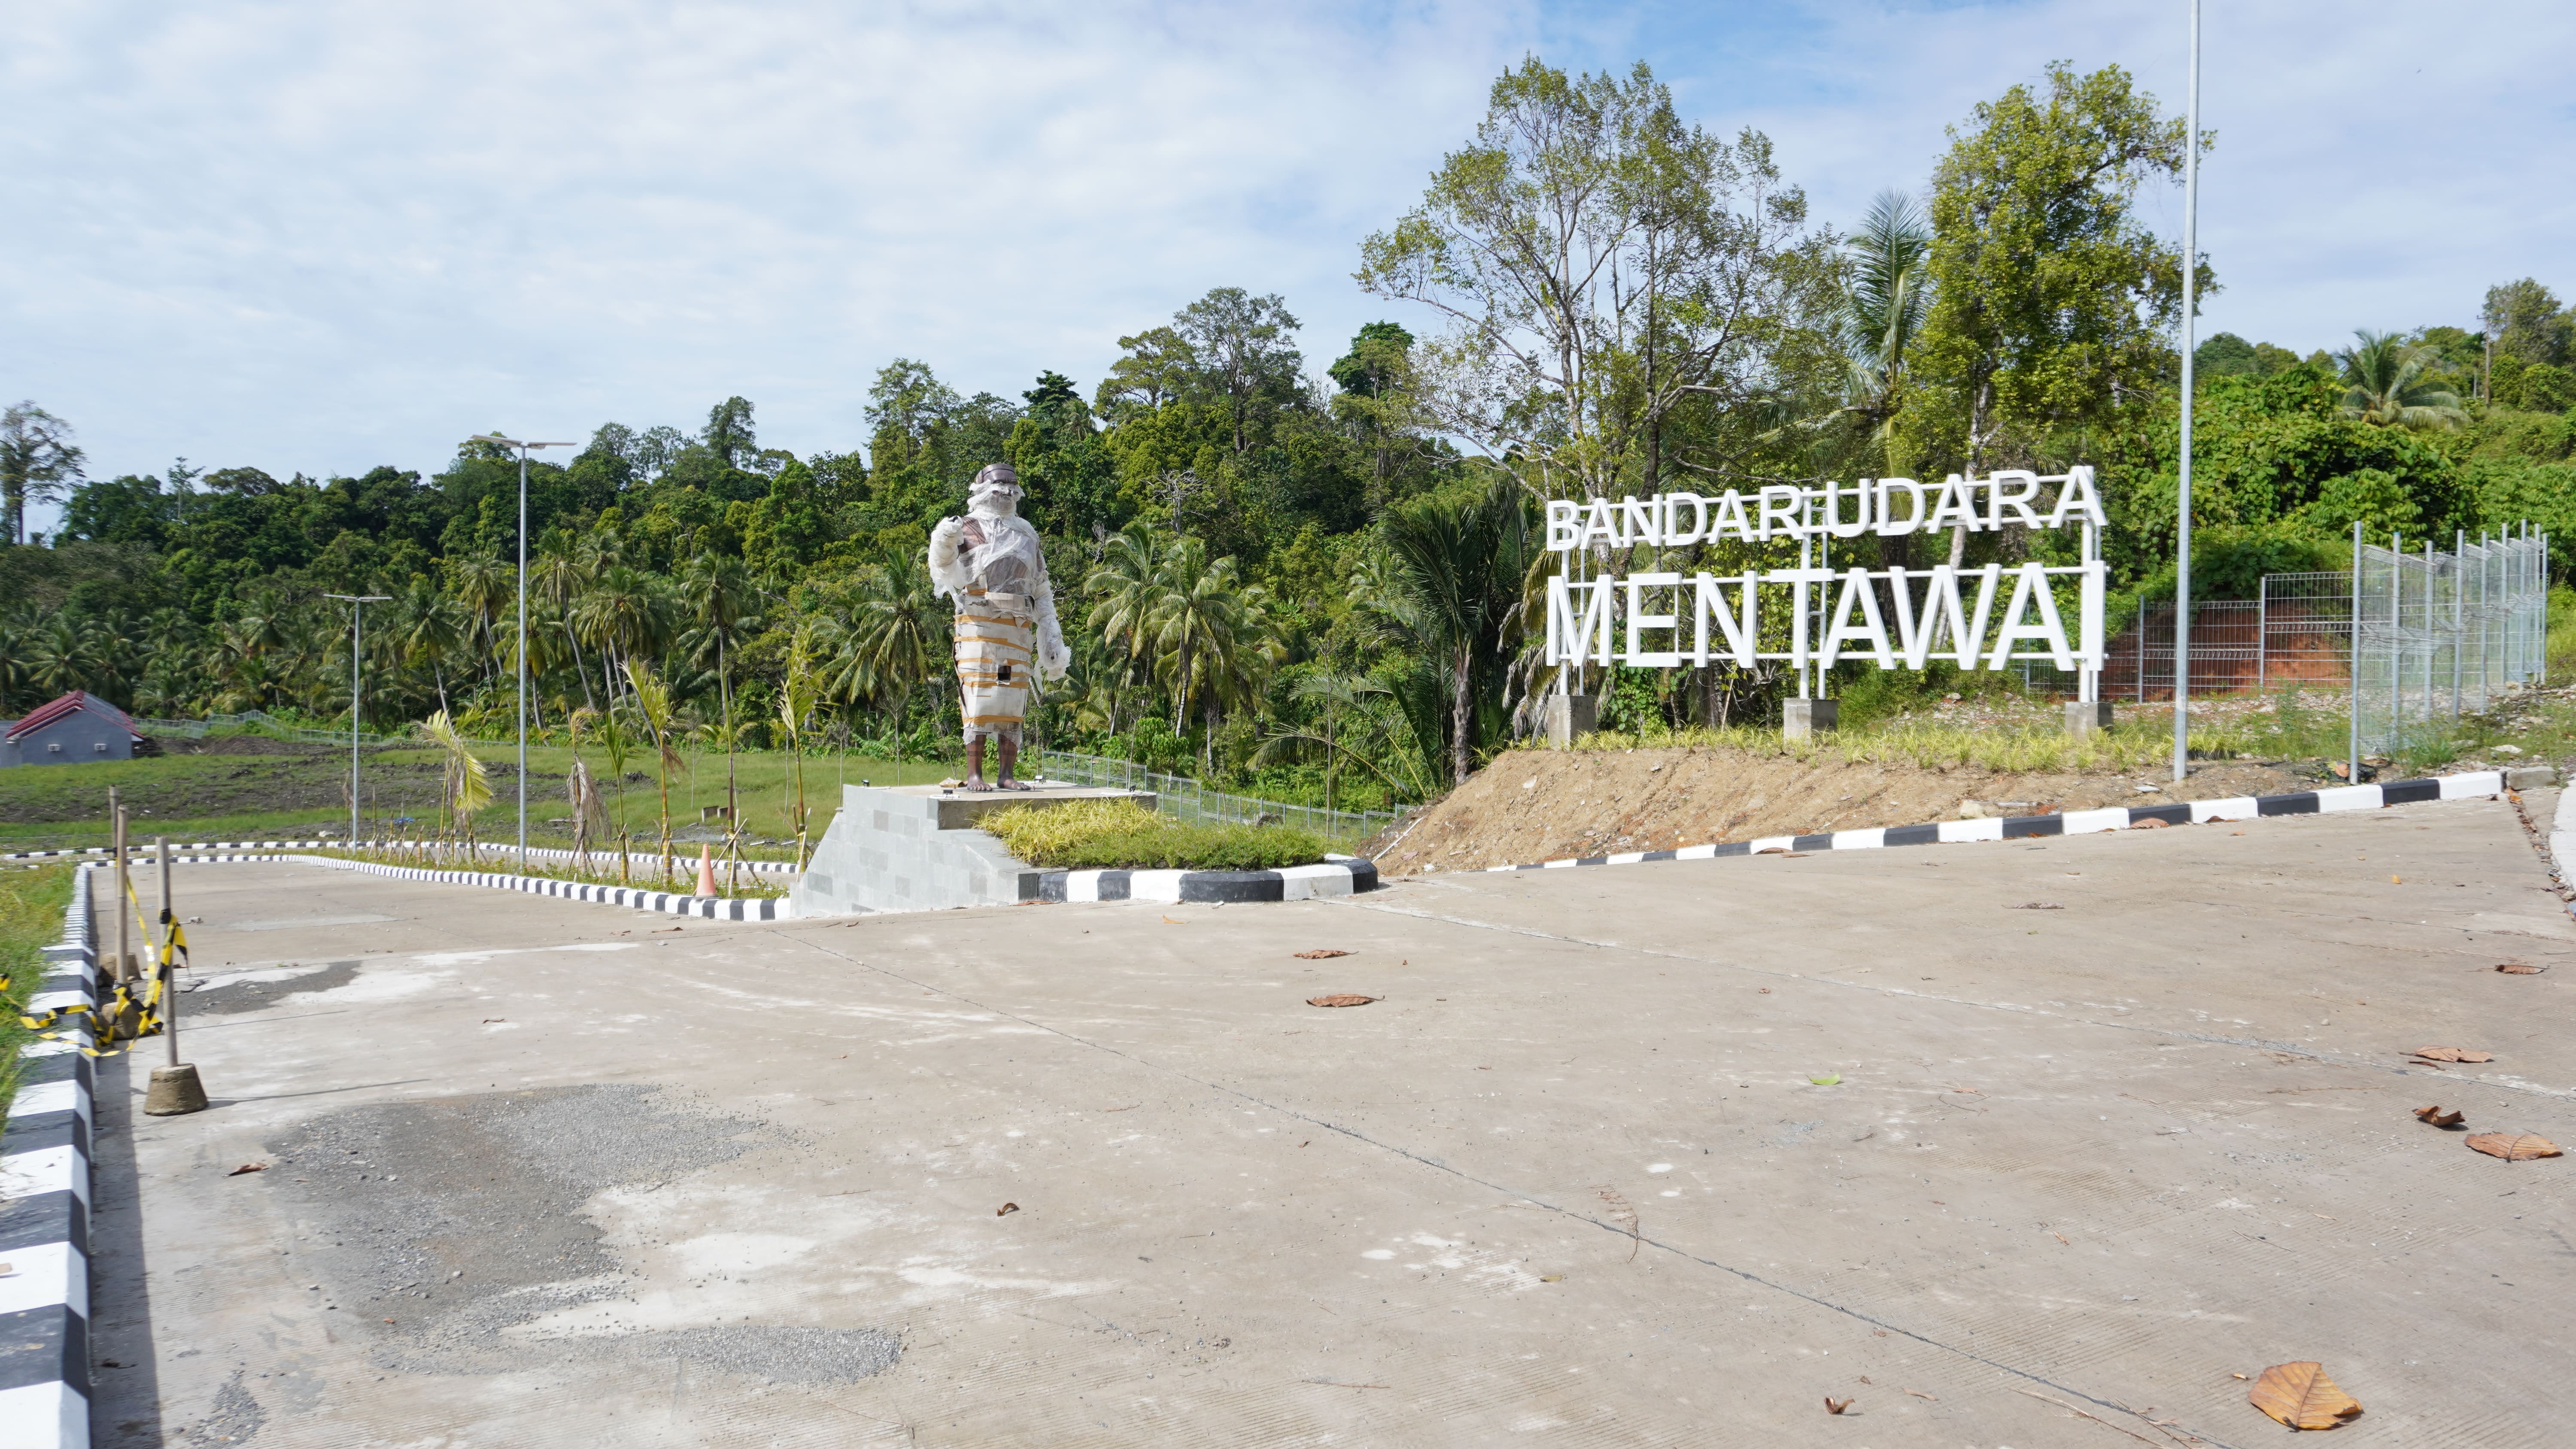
[
  {"left": 1481, "top": 770, "right": 2519, "bottom": 874},
  {"left": 70, "top": 852, "right": 791, "bottom": 922},
  {"left": 1040, "top": 855, "right": 1379, "bottom": 904},
  {"left": 1, "top": 864, "right": 97, "bottom": 1449},
  {"left": 3, "top": 840, "right": 798, "bottom": 877}
]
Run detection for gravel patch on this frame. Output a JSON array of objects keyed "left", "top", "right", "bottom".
[{"left": 261, "top": 1084, "right": 899, "bottom": 1385}]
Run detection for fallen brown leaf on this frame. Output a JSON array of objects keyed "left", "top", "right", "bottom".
[
  {"left": 1307, "top": 994, "right": 1378, "bottom": 1008},
  {"left": 995, "top": 1202, "right": 1019, "bottom": 1216},
  {"left": 2411, "top": 1047, "right": 2493, "bottom": 1063},
  {"left": 1903, "top": 1387, "right": 1937, "bottom": 1401},
  {"left": 2248, "top": 1361, "right": 2363, "bottom": 1430},
  {"left": 2136, "top": 817, "right": 2170, "bottom": 829},
  {"left": 2497, "top": 962, "right": 2545, "bottom": 974},
  {"left": 1758, "top": 986, "right": 1772, "bottom": 994},
  {"left": 2051, "top": 1231, "right": 2070, "bottom": 1245},
  {"left": 2414, "top": 1105, "right": 2465, "bottom": 1127},
  {"left": 1538, "top": 1273, "right": 1564, "bottom": 1282},
  {"left": 2466, "top": 1132, "right": 2562, "bottom": 1161},
  {"left": 1161, "top": 915, "right": 1183, "bottom": 924},
  {"left": 227, "top": 1162, "right": 266, "bottom": 1176},
  {"left": 1823, "top": 1397, "right": 1851, "bottom": 1415},
  {"left": 1293, "top": 949, "right": 1351, "bottom": 959},
  {"left": 2391, "top": 875, "right": 2403, "bottom": 884}
]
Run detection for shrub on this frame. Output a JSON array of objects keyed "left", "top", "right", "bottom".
[{"left": 983, "top": 798, "right": 1327, "bottom": 870}]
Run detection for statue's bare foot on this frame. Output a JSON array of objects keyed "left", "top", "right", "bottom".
[
  {"left": 998, "top": 777, "right": 1033, "bottom": 791},
  {"left": 966, "top": 776, "right": 995, "bottom": 792}
]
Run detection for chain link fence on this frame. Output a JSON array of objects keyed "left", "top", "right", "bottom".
[
  {"left": 2353, "top": 531, "right": 2549, "bottom": 756},
  {"left": 1035, "top": 749, "right": 1395, "bottom": 845}
]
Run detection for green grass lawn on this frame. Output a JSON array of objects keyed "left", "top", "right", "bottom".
[
  {"left": 0, "top": 739, "right": 962, "bottom": 855},
  {"left": 0, "top": 864, "right": 74, "bottom": 1120}
]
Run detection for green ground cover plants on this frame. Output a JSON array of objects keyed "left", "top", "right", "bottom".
[
  {"left": 983, "top": 799, "right": 1326, "bottom": 871},
  {"left": 0, "top": 864, "right": 74, "bottom": 1120}
]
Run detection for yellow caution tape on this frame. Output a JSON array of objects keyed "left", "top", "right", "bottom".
[{"left": 15, "top": 874, "right": 190, "bottom": 1057}]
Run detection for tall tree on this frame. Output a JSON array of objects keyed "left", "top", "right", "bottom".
[
  {"left": 1173, "top": 288, "right": 1304, "bottom": 453},
  {"left": 1915, "top": 61, "right": 2205, "bottom": 562},
  {"left": 1094, "top": 327, "right": 1198, "bottom": 422},
  {"left": 703, "top": 397, "right": 758, "bottom": 469},
  {"left": 1, "top": 403, "right": 86, "bottom": 545},
  {"left": 1356, "top": 58, "right": 1816, "bottom": 501},
  {"left": 2483, "top": 279, "right": 2572, "bottom": 367},
  {"left": 680, "top": 552, "right": 762, "bottom": 845}
]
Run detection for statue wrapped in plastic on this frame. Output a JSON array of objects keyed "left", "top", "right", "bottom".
[{"left": 928, "top": 463, "right": 1071, "bottom": 790}]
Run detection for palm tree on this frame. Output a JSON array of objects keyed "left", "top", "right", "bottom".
[
  {"left": 680, "top": 552, "right": 763, "bottom": 856},
  {"left": 422, "top": 710, "right": 492, "bottom": 865},
  {"left": 395, "top": 579, "right": 468, "bottom": 715},
  {"left": 820, "top": 552, "right": 944, "bottom": 770},
  {"left": 1834, "top": 189, "right": 1932, "bottom": 446},
  {"left": 532, "top": 549, "right": 599, "bottom": 709},
  {"left": 778, "top": 625, "right": 821, "bottom": 870},
  {"left": 2335, "top": 330, "right": 2467, "bottom": 430},
  {"left": 1145, "top": 547, "right": 1275, "bottom": 774},
  {"left": 1252, "top": 670, "right": 1425, "bottom": 812},
  {"left": 24, "top": 613, "right": 103, "bottom": 699},
  {"left": 577, "top": 565, "right": 675, "bottom": 708},
  {"left": 623, "top": 658, "right": 685, "bottom": 885},
  {"left": 449, "top": 553, "right": 513, "bottom": 688},
  {"left": 1383, "top": 476, "right": 1530, "bottom": 787}
]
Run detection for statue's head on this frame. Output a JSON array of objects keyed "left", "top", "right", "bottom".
[{"left": 968, "top": 463, "right": 1022, "bottom": 518}]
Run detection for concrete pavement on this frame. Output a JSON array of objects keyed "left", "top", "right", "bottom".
[{"left": 81, "top": 789, "right": 2576, "bottom": 1446}]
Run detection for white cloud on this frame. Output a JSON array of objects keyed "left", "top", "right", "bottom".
[{"left": 5, "top": 0, "right": 2570, "bottom": 530}]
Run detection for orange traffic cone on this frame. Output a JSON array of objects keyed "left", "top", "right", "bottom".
[{"left": 697, "top": 844, "right": 718, "bottom": 897}]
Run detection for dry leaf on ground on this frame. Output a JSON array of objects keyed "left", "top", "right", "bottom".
[
  {"left": 2411, "top": 1047, "right": 2493, "bottom": 1063},
  {"left": 226, "top": 1163, "right": 266, "bottom": 1176},
  {"left": 2466, "top": 1133, "right": 2562, "bottom": 1161},
  {"left": 1903, "top": 1387, "right": 1937, "bottom": 1401},
  {"left": 995, "top": 1202, "right": 1019, "bottom": 1216},
  {"left": 2136, "top": 817, "right": 2171, "bottom": 828},
  {"left": 1292, "top": 949, "right": 1351, "bottom": 959},
  {"left": 1160, "top": 915, "right": 1183, "bottom": 924},
  {"left": 2496, "top": 963, "right": 2545, "bottom": 974},
  {"left": 2248, "top": 1361, "right": 2363, "bottom": 1429},
  {"left": 1307, "top": 994, "right": 1378, "bottom": 1008},
  {"left": 2414, "top": 1106, "right": 2465, "bottom": 1127},
  {"left": 1823, "top": 1397, "right": 1851, "bottom": 1415}
]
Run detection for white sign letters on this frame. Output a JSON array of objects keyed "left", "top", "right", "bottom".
[{"left": 1544, "top": 470, "right": 2108, "bottom": 675}]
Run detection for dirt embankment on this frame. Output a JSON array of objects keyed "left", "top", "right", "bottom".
[{"left": 1367, "top": 746, "right": 2333, "bottom": 875}]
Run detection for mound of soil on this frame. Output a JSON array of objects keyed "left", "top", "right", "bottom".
[{"left": 1366, "top": 746, "right": 2339, "bottom": 875}]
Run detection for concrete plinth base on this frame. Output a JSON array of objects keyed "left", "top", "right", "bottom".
[
  {"left": 789, "top": 782, "right": 1157, "bottom": 917},
  {"left": 2064, "top": 700, "right": 2115, "bottom": 737},
  {"left": 145, "top": 1063, "right": 208, "bottom": 1116},
  {"left": 1783, "top": 698, "right": 1837, "bottom": 740},
  {"left": 1542, "top": 694, "right": 1597, "bottom": 747}
]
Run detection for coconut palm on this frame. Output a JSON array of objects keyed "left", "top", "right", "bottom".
[
  {"left": 1251, "top": 670, "right": 1425, "bottom": 812},
  {"left": 422, "top": 709, "right": 492, "bottom": 865},
  {"left": 577, "top": 565, "right": 676, "bottom": 707},
  {"left": 622, "top": 658, "right": 685, "bottom": 884},
  {"left": 680, "top": 552, "right": 763, "bottom": 855},
  {"left": 1145, "top": 546, "right": 1276, "bottom": 773},
  {"left": 819, "top": 551, "right": 944, "bottom": 768},
  {"left": 532, "top": 549, "right": 599, "bottom": 709},
  {"left": 1382, "top": 475, "right": 1530, "bottom": 786},
  {"left": 449, "top": 552, "right": 513, "bottom": 686},
  {"left": 778, "top": 625, "right": 821, "bottom": 869},
  {"left": 394, "top": 579, "right": 468, "bottom": 715},
  {"left": 2335, "top": 329, "right": 2467, "bottom": 430},
  {"left": 23, "top": 613, "right": 104, "bottom": 698},
  {"left": 1834, "top": 189, "right": 1933, "bottom": 445}
]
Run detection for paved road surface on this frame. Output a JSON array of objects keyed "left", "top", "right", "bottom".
[{"left": 84, "top": 790, "right": 2576, "bottom": 1446}]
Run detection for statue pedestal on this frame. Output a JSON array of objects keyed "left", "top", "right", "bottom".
[{"left": 789, "top": 782, "right": 1156, "bottom": 917}]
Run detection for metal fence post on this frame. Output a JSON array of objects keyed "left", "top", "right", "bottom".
[{"left": 2349, "top": 521, "right": 2362, "bottom": 780}]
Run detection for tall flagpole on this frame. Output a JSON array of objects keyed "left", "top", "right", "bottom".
[{"left": 2172, "top": 0, "right": 2201, "bottom": 783}]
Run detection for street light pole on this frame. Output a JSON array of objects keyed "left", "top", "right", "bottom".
[
  {"left": 325, "top": 592, "right": 392, "bottom": 846},
  {"left": 467, "top": 434, "right": 573, "bottom": 873},
  {"left": 2172, "top": 0, "right": 2201, "bottom": 784}
]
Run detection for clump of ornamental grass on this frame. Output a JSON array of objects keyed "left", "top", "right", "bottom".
[{"left": 983, "top": 798, "right": 1327, "bottom": 871}]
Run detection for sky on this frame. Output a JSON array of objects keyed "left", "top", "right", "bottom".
[{"left": 7, "top": 0, "right": 2572, "bottom": 535}]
